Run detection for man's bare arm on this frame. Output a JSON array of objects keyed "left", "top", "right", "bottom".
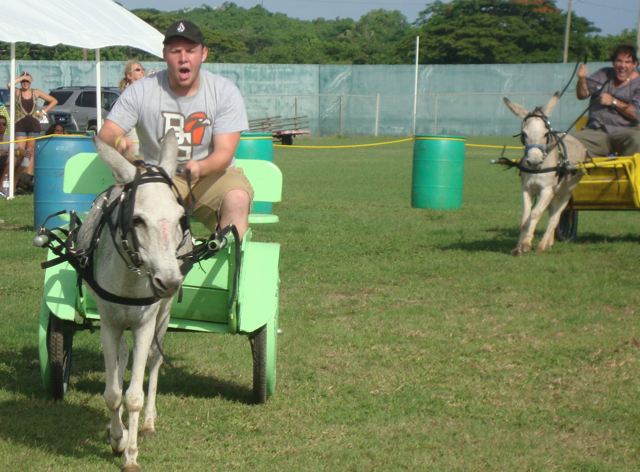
[{"left": 182, "top": 131, "right": 241, "bottom": 180}]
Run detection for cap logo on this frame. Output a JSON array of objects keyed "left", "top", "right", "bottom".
[{"left": 177, "top": 22, "right": 185, "bottom": 32}]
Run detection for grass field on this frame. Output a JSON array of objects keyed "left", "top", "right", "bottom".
[{"left": 1, "top": 135, "right": 640, "bottom": 471}]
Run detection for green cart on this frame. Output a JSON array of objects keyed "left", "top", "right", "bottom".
[{"left": 36, "top": 152, "right": 282, "bottom": 403}]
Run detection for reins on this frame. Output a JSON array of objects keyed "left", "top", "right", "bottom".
[{"left": 34, "top": 159, "right": 239, "bottom": 307}]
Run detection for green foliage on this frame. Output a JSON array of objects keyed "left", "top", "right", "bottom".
[
  {"left": 396, "top": 0, "right": 599, "bottom": 64},
  {"left": 0, "top": 2, "right": 635, "bottom": 65}
]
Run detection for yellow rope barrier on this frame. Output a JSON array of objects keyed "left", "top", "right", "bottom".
[
  {"left": 274, "top": 138, "right": 414, "bottom": 149},
  {"left": 466, "top": 144, "right": 521, "bottom": 150},
  {"left": 2, "top": 133, "right": 88, "bottom": 145},
  {"left": 273, "top": 137, "right": 521, "bottom": 150},
  {"left": 8, "top": 134, "right": 520, "bottom": 151}
]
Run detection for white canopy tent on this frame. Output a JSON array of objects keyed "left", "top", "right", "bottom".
[{"left": 0, "top": 0, "right": 164, "bottom": 199}]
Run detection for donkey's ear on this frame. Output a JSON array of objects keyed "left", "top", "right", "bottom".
[
  {"left": 542, "top": 92, "right": 561, "bottom": 117},
  {"left": 158, "top": 130, "right": 179, "bottom": 177},
  {"left": 93, "top": 135, "right": 136, "bottom": 184},
  {"left": 503, "top": 97, "right": 529, "bottom": 119}
]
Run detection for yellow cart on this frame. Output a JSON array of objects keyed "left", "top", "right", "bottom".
[{"left": 556, "top": 154, "right": 640, "bottom": 241}]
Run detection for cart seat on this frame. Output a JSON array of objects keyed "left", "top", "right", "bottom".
[{"left": 60, "top": 152, "right": 283, "bottom": 224}]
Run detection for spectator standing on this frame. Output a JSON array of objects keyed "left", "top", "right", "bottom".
[
  {"left": 7, "top": 72, "right": 58, "bottom": 189},
  {"left": 0, "top": 115, "right": 31, "bottom": 197}
]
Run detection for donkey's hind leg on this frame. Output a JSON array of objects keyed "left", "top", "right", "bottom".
[{"left": 101, "top": 324, "right": 129, "bottom": 455}]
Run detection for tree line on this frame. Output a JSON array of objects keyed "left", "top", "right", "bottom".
[{"left": 0, "top": 1, "right": 635, "bottom": 65}]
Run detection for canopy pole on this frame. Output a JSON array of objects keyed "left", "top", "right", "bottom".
[
  {"left": 413, "top": 36, "right": 419, "bottom": 136},
  {"left": 8, "top": 43, "right": 16, "bottom": 200},
  {"left": 95, "top": 49, "right": 102, "bottom": 133}
]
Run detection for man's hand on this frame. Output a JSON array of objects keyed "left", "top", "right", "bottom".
[
  {"left": 115, "top": 136, "right": 134, "bottom": 155},
  {"left": 576, "top": 64, "right": 590, "bottom": 100},
  {"left": 181, "top": 159, "right": 202, "bottom": 180},
  {"left": 599, "top": 93, "right": 615, "bottom": 107},
  {"left": 577, "top": 63, "right": 589, "bottom": 79}
]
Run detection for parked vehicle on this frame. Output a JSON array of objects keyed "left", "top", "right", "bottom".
[{"left": 46, "top": 86, "right": 121, "bottom": 132}]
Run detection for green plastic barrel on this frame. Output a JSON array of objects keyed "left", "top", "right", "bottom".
[
  {"left": 411, "top": 135, "right": 465, "bottom": 210},
  {"left": 235, "top": 132, "right": 274, "bottom": 214},
  {"left": 34, "top": 136, "right": 98, "bottom": 229}
]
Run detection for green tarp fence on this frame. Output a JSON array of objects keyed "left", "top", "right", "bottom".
[{"left": 0, "top": 61, "right": 610, "bottom": 137}]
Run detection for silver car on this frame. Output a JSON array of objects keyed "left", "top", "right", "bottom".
[{"left": 46, "top": 86, "right": 121, "bottom": 132}]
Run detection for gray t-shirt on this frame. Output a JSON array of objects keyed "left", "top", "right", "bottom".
[
  {"left": 586, "top": 67, "right": 640, "bottom": 133},
  {"left": 107, "top": 70, "right": 248, "bottom": 173}
]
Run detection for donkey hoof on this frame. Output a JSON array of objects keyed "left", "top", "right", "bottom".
[
  {"left": 108, "top": 428, "right": 128, "bottom": 455},
  {"left": 511, "top": 248, "right": 522, "bottom": 256},
  {"left": 521, "top": 245, "right": 531, "bottom": 253},
  {"left": 121, "top": 463, "right": 142, "bottom": 472},
  {"left": 139, "top": 428, "right": 155, "bottom": 439},
  {"left": 535, "top": 245, "right": 546, "bottom": 254}
]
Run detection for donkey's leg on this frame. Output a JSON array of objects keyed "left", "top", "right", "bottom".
[
  {"left": 121, "top": 322, "right": 155, "bottom": 472},
  {"left": 512, "top": 190, "right": 534, "bottom": 255},
  {"left": 537, "top": 192, "right": 572, "bottom": 253},
  {"left": 100, "top": 323, "right": 129, "bottom": 455},
  {"left": 521, "top": 187, "right": 555, "bottom": 253},
  {"left": 141, "top": 301, "right": 172, "bottom": 438}
]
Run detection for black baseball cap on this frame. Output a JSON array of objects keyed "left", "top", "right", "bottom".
[{"left": 163, "top": 21, "right": 204, "bottom": 45}]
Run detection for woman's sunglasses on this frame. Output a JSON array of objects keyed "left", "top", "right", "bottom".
[{"left": 133, "top": 68, "right": 144, "bottom": 72}]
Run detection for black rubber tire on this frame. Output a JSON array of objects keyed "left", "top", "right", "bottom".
[
  {"left": 47, "top": 314, "right": 74, "bottom": 400},
  {"left": 282, "top": 135, "right": 293, "bottom": 146},
  {"left": 555, "top": 207, "right": 579, "bottom": 242},
  {"left": 250, "top": 325, "right": 267, "bottom": 404}
]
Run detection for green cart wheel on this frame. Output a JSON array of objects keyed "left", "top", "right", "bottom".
[
  {"left": 39, "top": 306, "right": 75, "bottom": 400},
  {"left": 250, "top": 310, "right": 278, "bottom": 404}
]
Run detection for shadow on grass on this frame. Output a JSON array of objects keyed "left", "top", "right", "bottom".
[
  {"left": 440, "top": 227, "right": 640, "bottom": 253},
  {"left": 571, "top": 232, "right": 640, "bottom": 245},
  {"left": 0, "top": 396, "right": 113, "bottom": 462},
  {"left": 0, "top": 346, "right": 114, "bottom": 463},
  {"left": 0, "top": 224, "right": 36, "bottom": 232},
  {"left": 68, "top": 346, "right": 255, "bottom": 405},
  {"left": 439, "top": 228, "right": 521, "bottom": 253}
]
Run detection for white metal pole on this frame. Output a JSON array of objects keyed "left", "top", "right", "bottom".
[
  {"left": 434, "top": 96, "right": 438, "bottom": 134},
  {"left": 375, "top": 93, "right": 380, "bottom": 137},
  {"left": 637, "top": 0, "right": 640, "bottom": 50},
  {"left": 8, "top": 43, "right": 16, "bottom": 199},
  {"left": 413, "top": 36, "right": 419, "bottom": 136},
  {"left": 563, "top": 0, "right": 572, "bottom": 63},
  {"left": 95, "top": 49, "right": 102, "bottom": 133}
]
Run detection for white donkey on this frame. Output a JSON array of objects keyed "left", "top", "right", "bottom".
[
  {"left": 503, "top": 93, "right": 587, "bottom": 255},
  {"left": 77, "top": 133, "right": 191, "bottom": 472}
]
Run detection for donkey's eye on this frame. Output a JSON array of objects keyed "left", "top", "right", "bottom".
[{"left": 132, "top": 216, "right": 145, "bottom": 227}]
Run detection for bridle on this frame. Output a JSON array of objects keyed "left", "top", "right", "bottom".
[
  {"left": 36, "top": 158, "right": 242, "bottom": 308},
  {"left": 509, "top": 107, "right": 571, "bottom": 177},
  {"left": 36, "top": 161, "right": 192, "bottom": 306},
  {"left": 100, "top": 162, "right": 192, "bottom": 274}
]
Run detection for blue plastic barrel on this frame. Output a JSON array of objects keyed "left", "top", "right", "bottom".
[
  {"left": 34, "top": 136, "right": 98, "bottom": 229},
  {"left": 235, "top": 132, "right": 274, "bottom": 215},
  {"left": 411, "top": 135, "right": 466, "bottom": 210}
]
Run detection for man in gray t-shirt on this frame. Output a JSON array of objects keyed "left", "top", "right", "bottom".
[
  {"left": 575, "top": 44, "right": 640, "bottom": 158},
  {"left": 98, "top": 21, "right": 253, "bottom": 239}
]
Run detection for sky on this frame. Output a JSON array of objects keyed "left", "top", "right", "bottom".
[{"left": 118, "top": 0, "right": 639, "bottom": 37}]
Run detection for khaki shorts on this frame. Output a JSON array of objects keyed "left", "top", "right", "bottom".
[{"left": 172, "top": 166, "right": 254, "bottom": 232}]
